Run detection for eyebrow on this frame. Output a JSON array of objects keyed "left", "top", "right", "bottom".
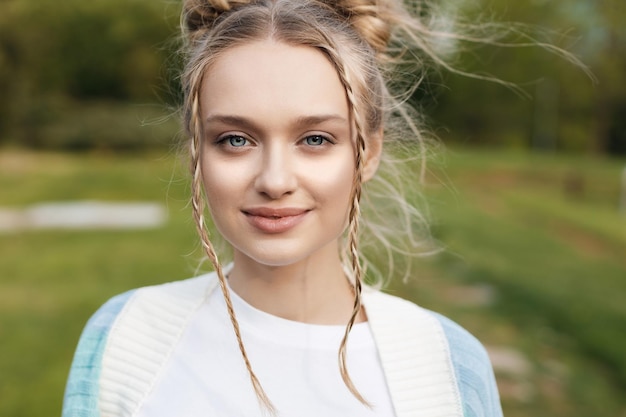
[
  {"left": 204, "top": 114, "right": 348, "bottom": 130},
  {"left": 293, "top": 114, "right": 348, "bottom": 128},
  {"left": 204, "top": 115, "right": 257, "bottom": 131}
]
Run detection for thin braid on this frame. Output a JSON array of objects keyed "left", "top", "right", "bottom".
[
  {"left": 340, "top": 134, "right": 368, "bottom": 407},
  {"left": 320, "top": 42, "right": 371, "bottom": 407},
  {"left": 189, "top": 91, "right": 276, "bottom": 415}
]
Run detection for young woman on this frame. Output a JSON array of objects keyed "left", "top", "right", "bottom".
[{"left": 63, "top": 0, "right": 503, "bottom": 416}]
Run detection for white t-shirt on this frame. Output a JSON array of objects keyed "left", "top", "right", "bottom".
[{"left": 136, "top": 286, "right": 396, "bottom": 417}]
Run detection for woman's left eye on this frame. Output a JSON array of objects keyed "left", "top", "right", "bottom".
[
  {"left": 303, "top": 135, "right": 328, "bottom": 146},
  {"left": 226, "top": 135, "right": 248, "bottom": 147}
]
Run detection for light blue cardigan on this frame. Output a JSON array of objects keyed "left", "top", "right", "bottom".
[{"left": 63, "top": 273, "right": 503, "bottom": 417}]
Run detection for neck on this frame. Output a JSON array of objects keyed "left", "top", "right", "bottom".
[{"left": 227, "top": 245, "right": 366, "bottom": 325}]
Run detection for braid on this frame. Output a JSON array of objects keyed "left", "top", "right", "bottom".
[
  {"left": 326, "top": 0, "right": 393, "bottom": 57},
  {"left": 189, "top": 91, "right": 276, "bottom": 415},
  {"left": 318, "top": 38, "right": 371, "bottom": 406},
  {"left": 340, "top": 138, "right": 369, "bottom": 406}
]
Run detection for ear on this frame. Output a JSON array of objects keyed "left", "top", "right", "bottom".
[{"left": 362, "top": 128, "right": 383, "bottom": 182}]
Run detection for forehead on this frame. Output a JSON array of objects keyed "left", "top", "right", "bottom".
[{"left": 200, "top": 40, "right": 349, "bottom": 121}]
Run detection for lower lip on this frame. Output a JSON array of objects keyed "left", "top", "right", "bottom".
[{"left": 245, "top": 212, "right": 308, "bottom": 234}]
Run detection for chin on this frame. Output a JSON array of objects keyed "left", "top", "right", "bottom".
[
  {"left": 232, "top": 239, "right": 335, "bottom": 269},
  {"left": 240, "top": 250, "right": 311, "bottom": 268}
]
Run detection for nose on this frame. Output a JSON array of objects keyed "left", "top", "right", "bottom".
[{"left": 254, "top": 143, "right": 297, "bottom": 199}]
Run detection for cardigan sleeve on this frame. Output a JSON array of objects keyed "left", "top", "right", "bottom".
[
  {"left": 62, "top": 290, "right": 135, "bottom": 417},
  {"left": 430, "top": 312, "right": 504, "bottom": 417}
]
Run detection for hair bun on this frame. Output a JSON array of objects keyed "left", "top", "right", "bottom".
[
  {"left": 182, "top": 0, "right": 252, "bottom": 40},
  {"left": 329, "top": 0, "right": 393, "bottom": 55},
  {"left": 183, "top": 0, "right": 393, "bottom": 54}
]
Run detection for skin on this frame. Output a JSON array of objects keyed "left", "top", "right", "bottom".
[{"left": 200, "top": 39, "right": 381, "bottom": 325}]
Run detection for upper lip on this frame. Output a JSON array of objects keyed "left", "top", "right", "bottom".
[{"left": 242, "top": 207, "right": 309, "bottom": 217}]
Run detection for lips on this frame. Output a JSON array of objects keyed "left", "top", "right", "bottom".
[{"left": 243, "top": 207, "right": 310, "bottom": 234}]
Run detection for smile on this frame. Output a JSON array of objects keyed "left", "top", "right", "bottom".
[{"left": 242, "top": 207, "right": 310, "bottom": 234}]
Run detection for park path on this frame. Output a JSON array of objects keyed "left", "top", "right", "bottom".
[{"left": 0, "top": 201, "right": 166, "bottom": 232}]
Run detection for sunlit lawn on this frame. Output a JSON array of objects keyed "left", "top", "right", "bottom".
[
  {"left": 0, "top": 147, "right": 624, "bottom": 416},
  {"left": 407, "top": 148, "right": 626, "bottom": 417}
]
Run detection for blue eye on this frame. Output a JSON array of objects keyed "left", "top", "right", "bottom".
[
  {"left": 304, "top": 135, "right": 327, "bottom": 146},
  {"left": 225, "top": 135, "right": 248, "bottom": 147}
]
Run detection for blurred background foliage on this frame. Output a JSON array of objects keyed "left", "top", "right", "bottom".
[
  {"left": 420, "top": 0, "right": 625, "bottom": 155},
  {"left": 0, "top": 0, "right": 625, "bottom": 416},
  {"left": 0, "top": 0, "right": 182, "bottom": 150},
  {"left": 0, "top": 0, "right": 624, "bottom": 154}
]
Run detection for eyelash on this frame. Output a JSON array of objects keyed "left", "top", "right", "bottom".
[
  {"left": 214, "top": 133, "right": 334, "bottom": 149},
  {"left": 216, "top": 135, "right": 250, "bottom": 148},
  {"left": 302, "top": 135, "right": 332, "bottom": 146}
]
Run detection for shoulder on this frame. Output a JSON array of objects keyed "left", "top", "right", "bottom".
[
  {"left": 428, "top": 312, "right": 503, "bottom": 417},
  {"left": 68, "top": 273, "right": 217, "bottom": 352},
  {"left": 429, "top": 311, "right": 492, "bottom": 371},
  {"left": 62, "top": 273, "right": 219, "bottom": 417},
  {"left": 62, "top": 290, "right": 136, "bottom": 416},
  {"left": 364, "top": 289, "right": 503, "bottom": 417},
  {"left": 364, "top": 288, "right": 491, "bottom": 363}
]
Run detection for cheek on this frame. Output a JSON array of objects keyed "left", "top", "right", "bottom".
[
  {"left": 200, "top": 156, "right": 243, "bottom": 216},
  {"left": 308, "top": 151, "right": 355, "bottom": 209}
]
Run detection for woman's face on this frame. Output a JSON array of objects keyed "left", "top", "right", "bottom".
[{"left": 199, "top": 40, "right": 376, "bottom": 268}]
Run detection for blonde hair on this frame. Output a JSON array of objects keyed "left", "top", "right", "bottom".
[
  {"left": 182, "top": 0, "right": 385, "bottom": 410},
  {"left": 178, "top": 0, "right": 521, "bottom": 412}
]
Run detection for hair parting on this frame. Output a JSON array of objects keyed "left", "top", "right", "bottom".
[{"left": 189, "top": 90, "right": 276, "bottom": 414}]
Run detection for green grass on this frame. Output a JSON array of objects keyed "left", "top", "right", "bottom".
[
  {"left": 0, "top": 150, "right": 199, "bottom": 416},
  {"left": 0, "top": 148, "right": 624, "bottom": 416},
  {"left": 402, "top": 147, "right": 626, "bottom": 416}
]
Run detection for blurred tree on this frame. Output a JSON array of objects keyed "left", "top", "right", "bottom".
[
  {"left": 428, "top": 0, "right": 625, "bottom": 155},
  {"left": 0, "top": 0, "right": 180, "bottom": 148},
  {"left": 25, "top": 0, "right": 177, "bottom": 100},
  {"left": 583, "top": 0, "right": 626, "bottom": 154},
  {"left": 0, "top": 0, "right": 624, "bottom": 153}
]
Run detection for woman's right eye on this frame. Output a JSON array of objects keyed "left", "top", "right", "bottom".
[{"left": 218, "top": 135, "right": 249, "bottom": 147}]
